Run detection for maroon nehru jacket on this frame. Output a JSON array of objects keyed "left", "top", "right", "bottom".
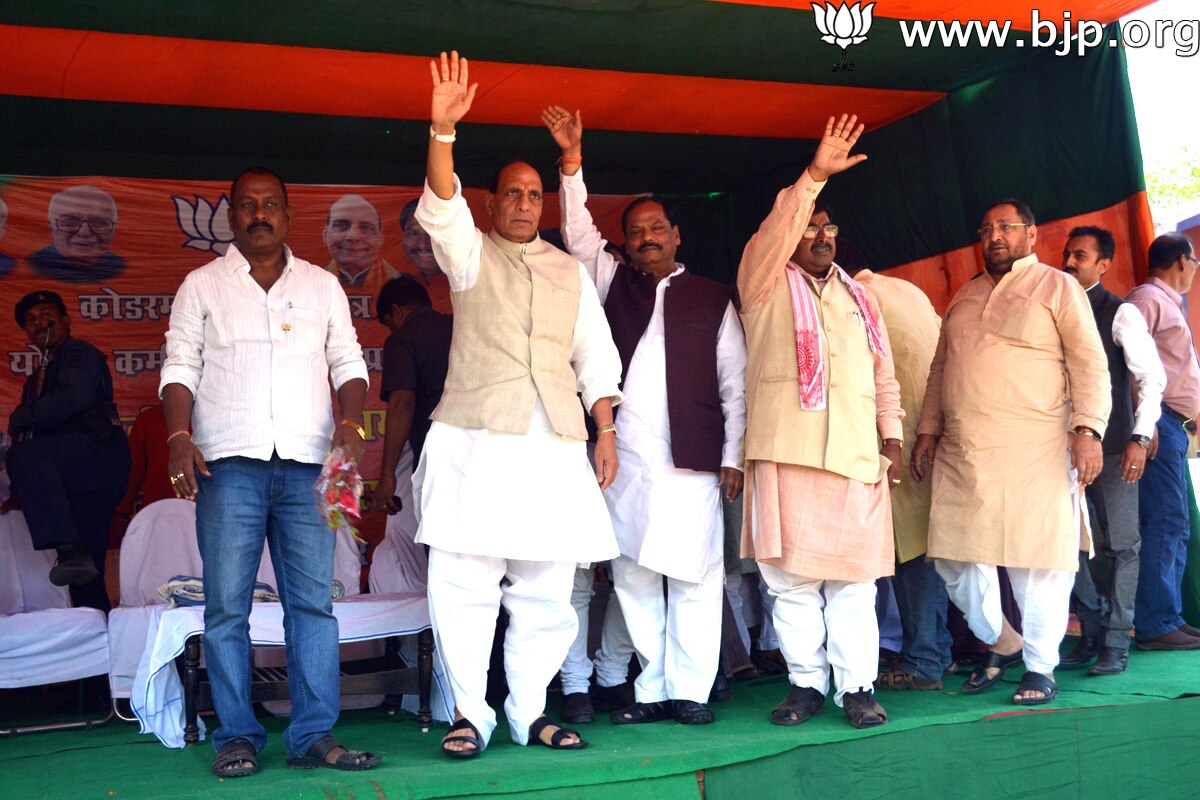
[{"left": 603, "top": 264, "right": 732, "bottom": 474}]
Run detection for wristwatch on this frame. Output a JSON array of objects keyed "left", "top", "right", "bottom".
[
  {"left": 1073, "top": 426, "right": 1101, "bottom": 441},
  {"left": 1131, "top": 434, "right": 1151, "bottom": 450}
]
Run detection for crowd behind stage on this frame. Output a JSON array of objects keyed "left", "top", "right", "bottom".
[{"left": 3, "top": 51, "right": 1199, "bottom": 777}]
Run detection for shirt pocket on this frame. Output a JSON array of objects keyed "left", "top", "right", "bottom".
[
  {"left": 985, "top": 297, "right": 1045, "bottom": 345},
  {"left": 288, "top": 306, "right": 326, "bottom": 351}
]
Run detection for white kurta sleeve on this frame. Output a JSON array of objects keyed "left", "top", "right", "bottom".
[
  {"left": 414, "top": 175, "right": 484, "bottom": 292},
  {"left": 571, "top": 263, "right": 623, "bottom": 412},
  {"left": 559, "top": 169, "right": 619, "bottom": 303},
  {"left": 715, "top": 301, "right": 747, "bottom": 468},
  {"left": 1113, "top": 302, "right": 1167, "bottom": 438}
]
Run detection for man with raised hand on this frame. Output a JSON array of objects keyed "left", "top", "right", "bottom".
[
  {"left": 738, "top": 115, "right": 902, "bottom": 730},
  {"left": 544, "top": 105, "right": 746, "bottom": 727},
  {"left": 414, "top": 52, "right": 623, "bottom": 758},
  {"left": 1060, "top": 226, "right": 1165, "bottom": 674},
  {"left": 912, "top": 200, "right": 1111, "bottom": 706}
]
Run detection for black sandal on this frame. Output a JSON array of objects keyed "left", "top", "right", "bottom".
[
  {"left": 441, "top": 718, "right": 486, "bottom": 759},
  {"left": 961, "top": 649, "right": 1023, "bottom": 694},
  {"left": 212, "top": 737, "right": 259, "bottom": 778},
  {"left": 610, "top": 700, "right": 672, "bottom": 725},
  {"left": 1012, "top": 671, "right": 1058, "bottom": 706},
  {"left": 769, "top": 686, "right": 825, "bottom": 726},
  {"left": 528, "top": 715, "right": 588, "bottom": 750},
  {"left": 286, "top": 735, "right": 381, "bottom": 771}
]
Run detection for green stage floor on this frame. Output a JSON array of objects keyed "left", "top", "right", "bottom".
[{"left": 3, "top": 644, "right": 1198, "bottom": 800}]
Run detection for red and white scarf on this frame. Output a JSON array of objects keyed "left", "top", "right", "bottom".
[{"left": 784, "top": 262, "right": 886, "bottom": 410}]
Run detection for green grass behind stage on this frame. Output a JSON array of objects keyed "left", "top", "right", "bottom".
[{"left": 3, "top": 645, "right": 1198, "bottom": 800}]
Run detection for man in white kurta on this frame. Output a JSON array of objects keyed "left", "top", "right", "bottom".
[
  {"left": 547, "top": 105, "right": 747, "bottom": 724},
  {"left": 413, "top": 53, "right": 623, "bottom": 756}
]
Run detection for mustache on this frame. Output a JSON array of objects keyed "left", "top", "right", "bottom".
[
  {"left": 248, "top": 221, "right": 274, "bottom": 234},
  {"left": 637, "top": 242, "right": 662, "bottom": 252}
]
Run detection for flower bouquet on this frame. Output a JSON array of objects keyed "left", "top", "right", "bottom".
[{"left": 315, "top": 445, "right": 365, "bottom": 544}]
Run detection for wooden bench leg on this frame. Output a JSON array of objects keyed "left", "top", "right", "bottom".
[
  {"left": 417, "top": 628, "right": 434, "bottom": 732},
  {"left": 183, "top": 634, "right": 201, "bottom": 746}
]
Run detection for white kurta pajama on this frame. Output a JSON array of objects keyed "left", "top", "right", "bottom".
[
  {"left": 559, "top": 169, "right": 747, "bottom": 705},
  {"left": 414, "top": 177, "right": 622, "bottom": 747}
]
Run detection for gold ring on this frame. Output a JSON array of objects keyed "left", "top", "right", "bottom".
[{"left": 891, "top": 479, "right": 901, "bottom": 485}]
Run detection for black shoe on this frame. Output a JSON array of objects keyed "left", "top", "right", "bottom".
[
  {"left": 752, "top": 647, "right": 789, "bottom": 675},
  {"left": 562, "top": 692, "right": 595, "bottom": 724},
  {"left": 1135, "top": 628, "right": 1200, "bottom": 650},
  {"left": 1088, "top": 647, "right": 1129, "bottom": 676},
  {"left": 48, "top": 547, "right": 99, "bottom": 587},
  {"left": 672, "top": 699, "right": 715, "bottom": 725},
  {"left": 1180, "top": 623, "right": 1200, "bottom": 639},
  {"left": 1059, "top": 636, "right": 1100, "bottom": 668},
  {"left": 591, "top": 682, "right": 635, "bottom": 712},
  {"left": 709, "top": 674, "right": 731, "bottom": 703}
]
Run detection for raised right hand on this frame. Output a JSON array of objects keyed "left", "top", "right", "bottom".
[
  {"left": 430, "top": 50, "right": 478, "bottom": 131},
  {"left": 541, "top": 105, "right": 583, "bottom": 152}
]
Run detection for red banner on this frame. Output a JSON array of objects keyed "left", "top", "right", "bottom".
[{"left": 0, "top": 175, "right": 635, "bottom": 538}]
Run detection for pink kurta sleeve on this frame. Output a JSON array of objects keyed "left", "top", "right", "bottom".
[
  {"left": 736, "top": 170, "right": 826, "bottom": 313},
  {"left": 869, "top": 297, "right": 905, "bottom": 442}
]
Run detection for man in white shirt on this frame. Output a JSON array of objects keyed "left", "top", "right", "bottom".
[
  {"left": 415, "top": 52, "right": 623, "bottom": 758},
  {"left": 543, "top": 105, "right": 747, "bottom": 726},
  {"left": 1060, "top": 225, "right": 1167, "bottom": 674},
  {"left": 161, "top": 167, "right": 375, "bottom": 778}
]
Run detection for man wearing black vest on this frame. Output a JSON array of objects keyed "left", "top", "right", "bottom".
[
  {"left": 1061, "top": 226, "right": 1166, "bottom": 674},
  {"left": 545, "top": 105, "right": 747, "bottom": 725}
]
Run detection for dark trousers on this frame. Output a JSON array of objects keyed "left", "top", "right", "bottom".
[
  {"left": 891, "top": 555, "right": 953, "bottom": 680},
  {"left": 1135, "top": 415, "right": 1190, "bottom": 640},
  {"left": 1073, "top": 453, "right": 1140, "bottom": 648},
  {"left": 7, "top": 431, "right": 131, "bottom": 612}
]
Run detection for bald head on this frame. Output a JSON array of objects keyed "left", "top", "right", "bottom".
[
  {"left": 323, "top": 193, "right": 384, "bottom": 270},
  {"left": 48, "top": 185, "right": 118, "bottom": 264}
]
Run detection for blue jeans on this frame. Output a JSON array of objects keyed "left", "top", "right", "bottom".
[
  {"left": 1135, "top": 414, "right": 1191, "bottom": 640},
  {"left": 195, "top": 455, "right": 338, "bottom": 758},
  {"left": 892, "top": 555, "right": 953, "bottom": 681}
]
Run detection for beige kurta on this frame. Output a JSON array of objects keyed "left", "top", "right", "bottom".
[
  {"left": 857, "top": 271, "right": 940, "bottom": 564},
  {"left": 916, "top": 254, "right": 1111, "bottom": 571},
  {"left": 736, "top": 171, "right": 903, "bottom": 584}
]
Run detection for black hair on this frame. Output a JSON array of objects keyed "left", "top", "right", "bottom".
[
  {"left": 230, "top": 167, "right": 289, "bottom": 204},
  {"left": 1067, "top": 226, "right": 1116, "bottom": 261},
  {"left": 813, "top": 200, "right": 834, "bottom": 222},
  {"left": 984, "top": 198, "right": 1035, "bottom": 225},
  {"left": 620, "top": 196, "right": 677, "bottom": 235},
  {"left": 377, "top": 276, "right": 431, "bottom": 319},
  {"left": 1148, "top": 232, "right": 1195, "bottom": 272},
  {"left": 399, "top": 198, "right": 420, "bottom": 230}
]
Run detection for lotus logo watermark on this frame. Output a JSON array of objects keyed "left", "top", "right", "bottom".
[
  {"left": 812, "top": 1, "right": 875, "bottom": 72},
  {"left": 173, "top": 194, "right": 234, "bottom": 255}
]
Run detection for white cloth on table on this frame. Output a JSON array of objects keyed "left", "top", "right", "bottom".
[{"left": 131, "top": 593, "right": 448, "bottom": 747}]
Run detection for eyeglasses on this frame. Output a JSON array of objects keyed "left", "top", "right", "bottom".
[
  {"left": 977, "top": 221, "right": 1030, "bottom": 239},
  {"left": 802, "top": 224, "right": 839, "bottom": 239},
  {"left": 56, "top": 216, "right": 114, "bottom": 235},
  {"left": 1185, "top": 254, "right": 1199, "bottom": 267}
]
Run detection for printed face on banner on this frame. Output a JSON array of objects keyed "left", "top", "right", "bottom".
[
  {"left": 48, "top": 185, "right": 118, "bottom": 264},
  {"left": 323, "top": 194, "right": 384, "bottom": 271},
  {"left": 400, "top": 202, "right": 439, "bottom": 280}
]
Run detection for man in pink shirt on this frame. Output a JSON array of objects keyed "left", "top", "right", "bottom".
[{"left": 1125, "top": 232, "right": 1200, "bottom": 650}]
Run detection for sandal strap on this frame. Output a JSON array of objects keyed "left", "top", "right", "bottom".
[
  {"left": 214, "top": 738, "right": 257, "bottom": 768},
  {"left": 550, "top": 726, "right": 581, "bottom": 746}
]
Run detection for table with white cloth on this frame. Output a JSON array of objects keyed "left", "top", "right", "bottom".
[{"left": 131, "top": 593, "right": 451, "bottom": 748}]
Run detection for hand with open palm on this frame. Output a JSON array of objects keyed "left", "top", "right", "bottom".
[
  {"left": 430, "top": 50, "right": 478, "bottom": 133},
  {"left": 808, "top": 114, "right": 868, "bottom": 182}
]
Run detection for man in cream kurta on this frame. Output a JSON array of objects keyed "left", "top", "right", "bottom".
[
  {"left": 545, "top": 105, "right": 747, "bottom": 725},
  {"left": 850, "top": 265, "right": 952, "bottom": 691},
  {"left": 912, "top": 199, "right": 1111, "bottom": 706},
  {"left": 414, "top": 52, "right": 623, "bottom": 756},
  {"left": 738, "top": 116, "right": 903, "bottom": 729}
]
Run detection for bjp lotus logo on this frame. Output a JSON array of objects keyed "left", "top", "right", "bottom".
[
  {"left": 812, "top": 1, "right": 875, "bottom": 72},
  {"left": 173, "top": 194, "right": 235, "bottom": 255}
]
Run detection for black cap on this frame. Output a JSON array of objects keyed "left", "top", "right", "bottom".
[{"left": 15, "top": 290, "right": 67, "bottom": 328}]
